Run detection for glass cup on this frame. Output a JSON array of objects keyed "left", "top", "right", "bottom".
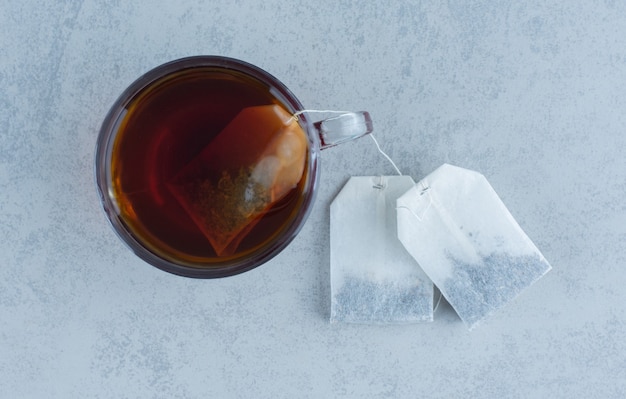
[{"left": 95, "top": 56, "right": 372, "bottom": 278}]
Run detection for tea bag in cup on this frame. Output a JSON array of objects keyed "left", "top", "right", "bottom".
[
  {"left": 330, "top": 176, "right": 434, "bottom": 324},
  {"left": 396, "top": 164, "right": 551, "bottom": 329},
  {"left": 168, "top": 105, "right": 307, "bottom": 256}
]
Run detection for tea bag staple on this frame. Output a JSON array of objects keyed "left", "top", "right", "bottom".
[
  {"left": 397, "top": 164, "right": 551, "bottom": 329},
  {"left": 330, "top": 176, "right": 434, "bottom": 324},
  {"left": 168, "top": 105, "right": 307, "bottom": 256}
]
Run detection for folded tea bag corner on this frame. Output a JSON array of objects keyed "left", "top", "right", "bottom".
[
  {"left": 330, "top": 176, "right": 434, "bottom": 324},
  {"left": 396, "top": 164, "right": 551, "bottom": 330}
]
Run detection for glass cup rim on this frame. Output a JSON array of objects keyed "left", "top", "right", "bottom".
[{"left": 94, "top": 55, "right": 321, "bottom": 278}]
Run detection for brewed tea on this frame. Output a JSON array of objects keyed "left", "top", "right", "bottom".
[{"left": 110, "top": 67, "right": 310, "bottom": 265}]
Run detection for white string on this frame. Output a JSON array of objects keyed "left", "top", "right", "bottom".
[
  {"left": 293, "top": 110, "right": 403, "bottom": 177},
  {"left": 292, "top": 109, "right": 352, "bottom": 117},
  {"left": 294, "top": 110, "right": 403, "bottom": 177},
  {"left": 396, "top": 205, "right": 424, "bottom": 222},
  {"left": 366, "top": 130, "right": 443, "bottom": 316},
  {"left": 433, "top": 290, "right": 443, "bottom": 313},
  {"left": 289, "top": 109, "right": 355, "bottom": 127},
  {"left": 396, "top": 181, "right": 433, "bottom": 222},
  {"left": 369, "top": 134, "right": 403, "bottom": 176},
  {"left": 300, "top": 108, "right": 443, "bottom": 315}
]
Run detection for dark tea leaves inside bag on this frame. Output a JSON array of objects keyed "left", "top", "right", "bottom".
[{"left": 168, "top": 105, "right": 307, "bottom": 256}]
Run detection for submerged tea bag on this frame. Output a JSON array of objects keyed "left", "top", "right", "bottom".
[
  {"left": 396, "top": 164, "right": 551, "bottom": 329},
  {"left": 168, "top": 105, "right": 307, "bottom": 256},
  {"left": 330, "top": 176, "right": 433, "bottom": 324}
]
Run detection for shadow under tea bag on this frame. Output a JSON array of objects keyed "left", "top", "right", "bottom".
[
  {"left": 396, "top": 164, "right": 551, "bottom": 330},
  {"left": 330, "top": 176, "right": 433, "bottom": 324},
  {"left": 168, "top": 105, "right": 307, "bottom": 256}
]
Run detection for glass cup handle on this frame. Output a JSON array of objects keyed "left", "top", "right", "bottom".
[{"left": 314, "top": 111, "right": 373, "bottom": 149}]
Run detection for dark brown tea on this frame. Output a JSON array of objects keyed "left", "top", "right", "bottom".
[{"left": 110, "top": 66, "right": 310, "bottom": 266}]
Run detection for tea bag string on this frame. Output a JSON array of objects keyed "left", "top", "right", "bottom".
[
  {"left": 362, "top": 126, "right": 435, "bottom": 220},
  {"left": 291, "top": 109, "right": 353, "bottom": 126},
  {"left": 292, "top": 109, "right": 353, "bottom": 118},
  {"left": 298, "top": 110, "right": 445, "bottom": 314},
  {"left": 366, "top": 131, "right": 443, "bottom": 313},
  {"left": 369, "top": 134, "right": 403, "bottom": 176},
  {"left": 298, "top": 113, "right": 426, "bottom": 219},
  {"left": 292, "top": 109, "right": 403, "bottom": 176},
  {"left": 396, "top": 182, "right": 433, "bottom": 222},
  {"left": 433, "top": 288, "right": 443, "bottom": 313},
  {"left": 294, "top": 110, "right": 433, "bottom": 230}
]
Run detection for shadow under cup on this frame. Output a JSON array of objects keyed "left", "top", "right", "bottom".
[{"left": 95, "top": 56, "right": 320, "bottom": 278}]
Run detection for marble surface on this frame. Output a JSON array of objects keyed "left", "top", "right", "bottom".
[{"left": 2, "top": 1, "right": 626, "bottom": 397}]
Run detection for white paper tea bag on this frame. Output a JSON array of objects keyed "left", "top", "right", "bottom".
[
  {"left": 330, "top": 176, "right": 433, "bottom": 324},
  {"left": 396, "top": 164, "right": 551, "bottom": 329}
]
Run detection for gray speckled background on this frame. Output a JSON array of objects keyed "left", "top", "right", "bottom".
[{"left": 2, "top": 1, "right": 625, "bottom": 398}]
